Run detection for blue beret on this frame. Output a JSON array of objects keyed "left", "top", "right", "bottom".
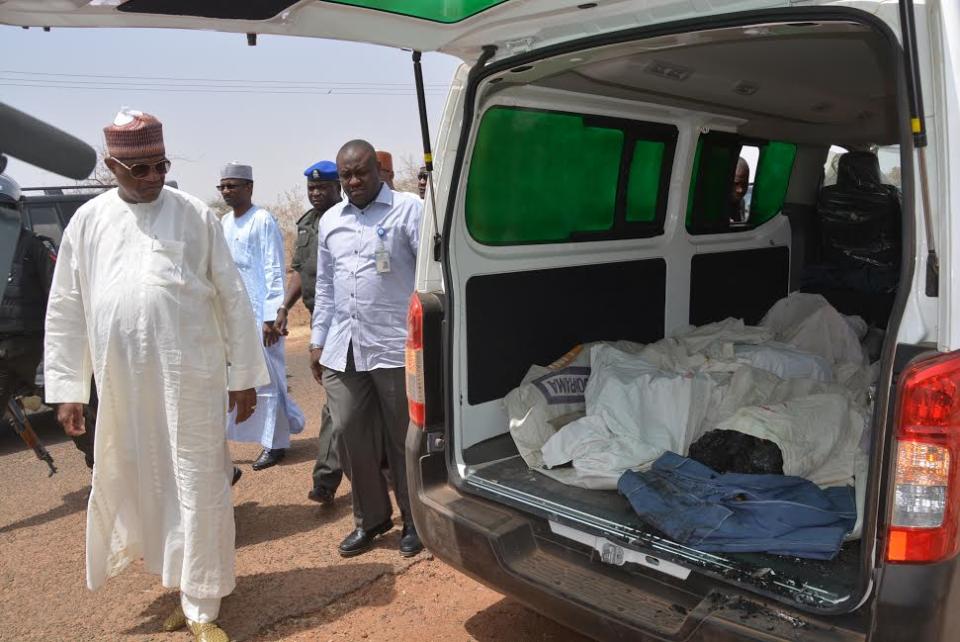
[{"left": 304, "top": 160, "right": 338, "bottom": 181}]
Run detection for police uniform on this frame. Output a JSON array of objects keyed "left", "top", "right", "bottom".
[
  {"left": 297, "top": 161, "right": 343, "bottom": 500},
  {"left": 292, "top": 207, "right": 322, "bottom": 314}
]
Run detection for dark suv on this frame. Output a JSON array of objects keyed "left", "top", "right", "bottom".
[{"left": 19, "top": 186, "right": 103, "bottom": 247}]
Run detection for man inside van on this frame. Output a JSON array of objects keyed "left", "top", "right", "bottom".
[
  {"left": 309, "top": 139, "right": 424, "bottom": 558},
  {"left": 731, "top": 157, "right": 750, "bottom": 223},
  {"left": 274, "top": 160, "right": 345, "bottom": 506}
]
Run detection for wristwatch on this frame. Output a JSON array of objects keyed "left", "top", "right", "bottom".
[
  {"left": 277, "top": 305, "right": 288, "bottom": 313},
  {"left": 309, "top": 343, "right": 323, "bottom": 351}
]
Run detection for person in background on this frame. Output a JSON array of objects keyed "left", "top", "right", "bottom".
[
  {"left": 0, "top": 174, "right": 63, "bottom": 451},
  {"left": 310, "top": 139, "right": 424, "bottom": 558},
  {"left": 274, "top": 160, "right": 344, "bottom": 506},
  {"left": 731, "top": 157, "right": 750, "bottom": 223},
  {"left": 375, "top": 150, "right": 395, "bottom": 189},
  {"left": 219, "top": 162, "right": 306, "bottom": 471},
  {"left": 417, "top": 166, "right": 428, "bottom": 200},
  {"left": 45, "top": 109, "right": 267, "bottom": 642}
]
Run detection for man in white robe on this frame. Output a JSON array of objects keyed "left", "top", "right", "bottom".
[
  {"left": 45, "top": 109, "right": 268, "bottom": 642},
  {"left": 218, "top": 162, "right": 305, "bottom": 470}
]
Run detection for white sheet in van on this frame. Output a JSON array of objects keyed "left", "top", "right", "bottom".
[
  {"left": 761, "top": 292, "right": 867, "bottom": 366},
  {"left": 504, "top": 294, "right": 873, "bottom": 491},
  {"left": 505, "top": 341, "right": 642, "bottom": 470},
  {"left": 713, "top": 392, "right": 865, "bottom": 487},
  {"left": 539, "top": 345, "right": 716, "bottom": 489}
]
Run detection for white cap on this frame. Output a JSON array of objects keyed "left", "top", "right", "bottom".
[
  {"left": 220, "top": 162, "right": 253, "bottom": 181},
  {"left": 113, "top": 106, "right": 144, "bottom": 127}
]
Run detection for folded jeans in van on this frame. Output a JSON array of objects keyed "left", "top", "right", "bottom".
[{"left": 617, "top": 452, "right": 856, "bottom": 560}]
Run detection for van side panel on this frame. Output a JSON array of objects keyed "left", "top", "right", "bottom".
[
  {"left": 465, "top": 258, "right": 666, "bottom": 405},
  {"left": 689, "top": 246, "right": 789, "bottom": 326}
]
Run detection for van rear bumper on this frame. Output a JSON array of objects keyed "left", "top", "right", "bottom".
[{"left": 405, "top": 428, "right": 866, "bottom": 642}]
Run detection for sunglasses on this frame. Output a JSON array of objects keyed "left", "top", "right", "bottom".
[
  {"left": 216, "top": 182, "right": 251, "bottom": 192},
  {"left": 112, "top": 157, "right": 171, "bottom": 179}
]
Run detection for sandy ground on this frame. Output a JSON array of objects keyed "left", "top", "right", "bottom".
[{"left": 0, "top": 326, "right": 590, "bottom": 642}]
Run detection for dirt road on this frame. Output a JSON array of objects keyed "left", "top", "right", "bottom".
[{"left": 0, "top": 327, "right": 590, "bottom": 642}]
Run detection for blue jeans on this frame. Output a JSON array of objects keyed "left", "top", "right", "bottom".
[{"left": 618, "top": 452, "right": 856, "bottom": 559}]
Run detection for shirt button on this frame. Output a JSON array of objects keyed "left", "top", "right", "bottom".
[
  {"left": 354, "top": 250, "right": 358, "bottom": 254},
  {"left": 350, "top": 293, "right": 354, "bottom": 298},
  {"left": 352, "top": 314, "right": 356, "bottom": 319}
]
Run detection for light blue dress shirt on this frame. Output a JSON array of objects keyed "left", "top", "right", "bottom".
[{"left": 311, "top": 183, "right": 422, "bottom": 371}]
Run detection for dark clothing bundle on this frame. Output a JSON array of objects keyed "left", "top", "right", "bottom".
[{"left": 688, "top": 429, "right": 784, "bottom": 475}]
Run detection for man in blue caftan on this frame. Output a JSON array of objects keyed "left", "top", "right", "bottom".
[{"left": 219, "top": 162, "right": 305, "bottom": 470}]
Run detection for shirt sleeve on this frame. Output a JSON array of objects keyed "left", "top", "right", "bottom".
[
  {"left": 311, "top": 220, "right": 334, "bottom": 347},
  {"left": 291, "top": 227, "right": 304, "bottom": 272},
  {"left": 207, "top": 210, "right": 270, "bottom": 391},
  {"left": 260, "top": 212, "right": 285, "bottom": 323},
  {"left": 43, "top": 225, "right": 92, "bottom": 404}
]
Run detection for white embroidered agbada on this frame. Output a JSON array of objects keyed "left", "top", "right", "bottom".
[
  {"left": 44, "top": 186, "right": 269, "bottom": 598},
  {"left": 221, "top": 205, "right": 305, "bottom": 449}
]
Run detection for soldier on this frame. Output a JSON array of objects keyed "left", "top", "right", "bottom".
[
  {"left": 0, "top": 174, "right": 66, "bottom": 455},
  {"left": 274, "top": 160, "right": 344, "bottom": 505}
]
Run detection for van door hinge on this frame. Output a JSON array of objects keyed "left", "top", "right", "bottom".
[{"left": 427, "top": 431, "right": 446, "bottom": 453}]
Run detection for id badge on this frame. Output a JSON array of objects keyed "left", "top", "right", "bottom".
[{"left": 375, "top": 247, "right": 392, "bottom": 274}]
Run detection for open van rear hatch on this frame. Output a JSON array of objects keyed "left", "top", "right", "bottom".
[{"left": 0, "top": 0, "right": 792, "bottom": 62}]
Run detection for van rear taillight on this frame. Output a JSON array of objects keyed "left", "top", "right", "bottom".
[
  {"left": 887, "top": 351, "right": 960, "bottom": 563},
  {"left": 406, "top": 293, "right": 426, "bottom": 428}
]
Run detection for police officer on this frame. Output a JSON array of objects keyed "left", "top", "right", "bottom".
[
  {"left": 274, "top": 161, "right": 344, "bottom": 505},
  {"left": 0, "top": 175, "right": 75, "bottom": 457}
]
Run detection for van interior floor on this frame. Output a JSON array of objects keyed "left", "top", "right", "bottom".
[{"left": 462, "top": 434, "right": 862, "bottom": 611}]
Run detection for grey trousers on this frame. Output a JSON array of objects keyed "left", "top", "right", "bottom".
[
  {"left": 322, "top": 349, "right": 411, "bottom": 530},
  {"left": 311, "top": 403, "right": 343, "bottom": 493}
]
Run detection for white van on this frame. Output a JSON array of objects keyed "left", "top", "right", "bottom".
[{"left": 5, "top": 1, "right": 959, "bottom": 639}]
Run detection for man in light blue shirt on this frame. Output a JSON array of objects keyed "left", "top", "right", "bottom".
[{"left": 309, "top": 139, "right": 423, "bottom": 558}]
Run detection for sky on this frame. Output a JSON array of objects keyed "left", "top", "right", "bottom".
[{"left": 0, "top": 25, "right": 461, "bottom": 206}]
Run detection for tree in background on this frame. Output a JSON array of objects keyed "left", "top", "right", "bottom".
[{"left": 392, "top": 153, "right": 423, "bottom": 195}]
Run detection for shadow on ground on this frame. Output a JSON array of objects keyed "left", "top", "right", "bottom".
[
  {"left": 0, "top": 485, "right": 90, "bottom": 534},
  {"left": 464, "top": 597, "right": 593, "bottom": 642},
  {"left": 234, "top": 500, "right": 352, "bottom": 548},
  {"left": 125, "top": 563, "right": 397, "bottom": 641}
]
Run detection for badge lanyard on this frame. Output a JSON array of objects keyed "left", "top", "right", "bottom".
[{"left": 375, "top": 225, "right": 391, "bottom": 274}]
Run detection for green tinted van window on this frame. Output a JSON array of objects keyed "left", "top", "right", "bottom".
[
  {"left": 750, "top": 141, "right": 797, "bottom": 224},
  {"left": 686, "top": 133, "right": 796, "bottom": 234},
  {"left": 466, "top": 108, "right": 622, "bottom": 244},
  {"left": 626, "top": 140, "right": 665, "bottom": 223},
  {"left": 324, "top": 0, "right": 507, "bottom": 23},
  {"left": 466, "top": 107, "right": 677, "bottom": 245}
]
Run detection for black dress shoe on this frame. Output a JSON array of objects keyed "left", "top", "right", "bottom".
[
  {"left": 307, "top": 486, "right": 336, "bottom": 507},
  {"left": 338, "top": 519, "right": 393, "bottom": 558},
  {"left": 251, "top": 448, "right": 285, "bottom": 471},
  {"left": 231, "top": 466, "right": 242, "bottom": 486},
  {"left": 399, "top": 523, "right": 424, "bottom": 557}
]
